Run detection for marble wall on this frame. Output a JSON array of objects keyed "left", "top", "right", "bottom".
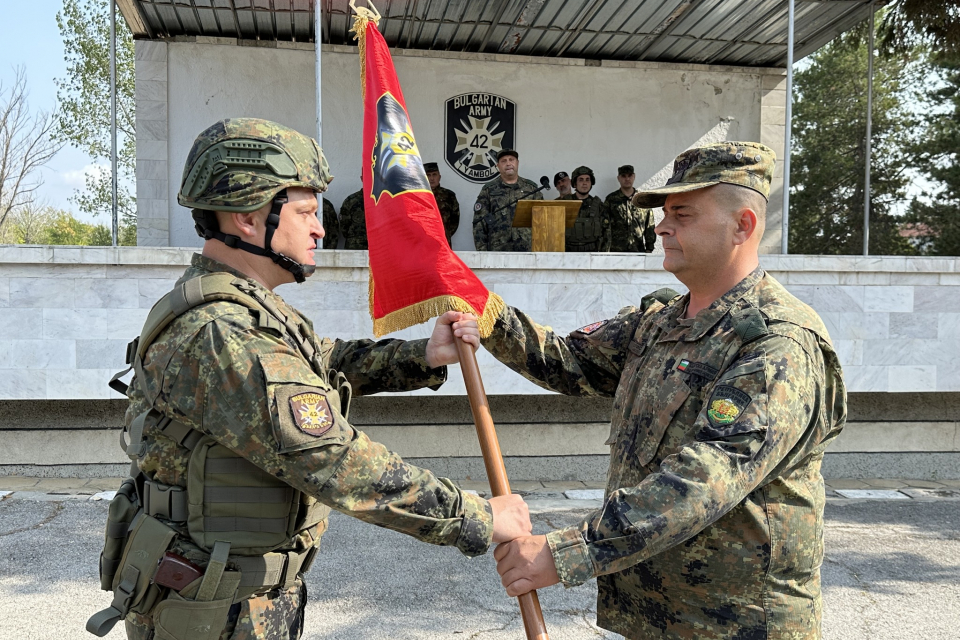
[{"left": 1, "top": 247, "right": 959, "bottom": 399}]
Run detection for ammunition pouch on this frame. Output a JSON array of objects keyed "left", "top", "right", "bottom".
[{"left": 97, "top": 477, "right": 140, "bottom": 591}]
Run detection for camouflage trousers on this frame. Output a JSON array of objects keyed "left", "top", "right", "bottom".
[{"left": 125, "top": 580, "right": 307, "bottom": 640}]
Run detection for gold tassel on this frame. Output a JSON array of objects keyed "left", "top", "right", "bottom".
[
  {"left": 369, "top": 274, "right": 505, "bottom": 339},
  {"left": 349, "top": 0, "right": 381, "bottom": 99}
]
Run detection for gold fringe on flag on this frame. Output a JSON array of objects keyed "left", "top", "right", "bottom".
[
  {"left": 349, "top": 0, "right": 381, "bottom": 99},
  {"left": 369, "top": 272, "right": 505, "bottom": 339}
]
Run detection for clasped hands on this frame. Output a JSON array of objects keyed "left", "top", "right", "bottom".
[
  {"left": 432, "top": 312, "right": 561, "bottom": 596},
  {"left": 490, "top": 496, "right": 561, "bottom": 597}
]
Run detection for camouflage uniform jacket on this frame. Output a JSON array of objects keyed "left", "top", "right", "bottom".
[
  {"left": 560, "top": 193, "right": 609, "bottom": 252},
  {"left": 338, "top": 189, "right": 368, "bottom": 250},
  {"left": 319, "top": 198, "right": 339, "bottom": 250},
  {"left": 125, "top": 253, "right": 493, "bottom": 639},
  {"left": 472, "top": 176, "right": 543, "bottom": 251},
  {"left": 601, "top": 189, "right": 656, "bottom": 253},
  {"left": 482, "top": 268, "right": 846, "bottom": 640},
  {"left": 432, "top": 185, "right": 461, "bottom": 245}
]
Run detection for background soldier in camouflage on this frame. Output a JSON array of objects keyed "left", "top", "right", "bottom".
[
  {"left": 487, "top": 142, "right": 846, "bottom": 640},
  {"left": 338, "top": 185, "right": 368, "bottom": 250},
  {"left": 553, "top": 171, "right": 572, "bottom": 199},
  {"left": 111, "top": 119, "right": 530, "bottom": 640},
  {"left": 424, "top": 162, "right": 460, "bottom": 245},
  {"left": 601, "top": 165, "right": 656, "bottom": 253},
  {"left": 472, "top": 149, "right": 543, "bottom": 251},
  {"left": 560, "top": 166, "right": 608, "bottom": 252},
  {"left": 319, "top": 197, "right": 339, "bottom": 249}
]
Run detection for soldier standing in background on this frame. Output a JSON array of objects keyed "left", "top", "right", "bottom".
[
  {"left": 424, "top": 162, "right": 460, "bottom": 246},
  {"left": 338, "top": 184, "right": 368, "bottom": 250},
  {"left": 602, "top": 165, "right": 657, "bottom": 253},
  {"left": 486, "top": 142, "right": 846, "bottom": 640},
  {"left": 319, "top": 197, "right": 340, "bottom": 249},
  {"left": 88, "top": 118, "right": 531, "bottom": 640},
  {"left": 472, "top": 149, "right": 543, "bottom": 251},
  {"left": 560, "top": 166, "right": 608, "bottom": 252},
  {"left": 553, "top": 171, "right": 572, "bottom": 199}
]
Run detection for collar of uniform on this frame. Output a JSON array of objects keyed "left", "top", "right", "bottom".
[
  {"left": 656, "top": 266, "right": 765, "bottom": 342},
  {"left": 189, "top": 253, "right": 254, "bottom": 281},
  {"left": 187, "top": 253, "right": 278, "bottom": 303}
]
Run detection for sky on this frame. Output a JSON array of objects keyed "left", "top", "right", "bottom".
[{"left": 0, "top": 0, "right": 102, "bottom": 222}]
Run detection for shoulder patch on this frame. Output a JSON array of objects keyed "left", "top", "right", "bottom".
[
  {"left": 289, "top": 391, "right": 334, "bottom": 437},
  {"left": 576, "top": 319, "right": 608, "bottom": 335},
  {"left": 706, "top": 385, "right": 751, "bottom": 426},
  {"left": 474, "top": 203, "right": 482, "bottom": 211}
]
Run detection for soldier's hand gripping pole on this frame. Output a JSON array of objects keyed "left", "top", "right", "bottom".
[{"left": 455, "top": 339, "right": 550, "bottom": 640}]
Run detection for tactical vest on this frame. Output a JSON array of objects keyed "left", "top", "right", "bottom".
[
  {"left": 566, "top": 196, "right": 604, "bottom": 252},
  {"left": 88, "top": 273, "right": 352, "bottom": 639}
]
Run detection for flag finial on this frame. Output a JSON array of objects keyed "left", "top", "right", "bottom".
[{"left": 350, "top": 0, "right": 381, "bottom": 98}]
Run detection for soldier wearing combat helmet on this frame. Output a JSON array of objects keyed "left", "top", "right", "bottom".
[
  {"left": 486, "top": 141, "right": 846, "bottom": 640},
  {"left": 559, "top": 165, "right": 609, "bottom": 252},
  {"left": 88, "top": 118, "right": 531, "bottom": 640}
]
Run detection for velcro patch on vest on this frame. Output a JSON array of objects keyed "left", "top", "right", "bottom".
[
  {"left": 575, "top": 319, "right": 607, "bottom": 335},
  {"left": 289, "top": 392, "right": 334, "bottom": 437},
  {"left": 706, "top": 385, "right": 752, "bottom": 427},
  {"left": 677, "top": 359, "right": 719, "bottom": 380}
]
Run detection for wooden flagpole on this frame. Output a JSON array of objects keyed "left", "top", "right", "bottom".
[{"left": 456, "top": 340, "right": 550, "bottom": 640}]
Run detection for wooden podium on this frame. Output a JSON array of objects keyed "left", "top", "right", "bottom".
[{"left": 512, "top": 200, "right": 581, "bottom": 252}]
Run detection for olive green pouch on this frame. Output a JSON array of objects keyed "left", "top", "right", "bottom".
[
  {"left": 152, "top": 541, "right": 240, "bottom": 640},
  {"left": 98, "top": 477, "right": 140, "bottom": 590},
  {"left": 86, "top": 512, "right": 177, "bottom": 637}
]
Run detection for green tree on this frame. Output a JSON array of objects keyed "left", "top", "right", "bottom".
[
  {"left": 905, "top": 53, "right": 960, "bottom": 255},
  {"left": 881, "top": 0, "right": 960, "bottom": 54},
  {"left": 55, "top": 0, "right": 136, "bottom": 244},
  {"left": 789, "top": 21, "right": 920, "bottom": 255},
  {"left": 0, "top": 204, "right": 110, "bottom": 245}
]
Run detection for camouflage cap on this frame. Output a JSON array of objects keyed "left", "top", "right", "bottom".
[
  {"left": 632, "top": 142, "right": 775, "bottom": 208},
  {"left": 617, "top": 164, "right": 634, "bottom": 175},
  {"left": 497, "top": 149, "right": 519, "bottom": 161},
  {"left": 178, "top": 118, "right": 334, "bottom": 213},
  {"left": 423, "top": 162, "right": 440, "bottom": 172}
]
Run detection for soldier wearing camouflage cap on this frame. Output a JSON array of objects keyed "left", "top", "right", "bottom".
[
  {"left": 88, "top": 118, "right": 531, "bottom": 640},
  {"left": 601, "top": 165, "right": 656, "bottom": 253},
  {"left": 424, "top": 162, "right": 460, "bottom": 245},
  {"left": 319, "top": 198, "right": 340, "bottom": 249},
  {"left": 338, "top": 184, "right": 368, "bottom": 250},
  {"left": 486, "top": 141, "right": 846, "bottom": 639},
  {"left": 559, "top": 166, "right": 609, "bottom": 252}
]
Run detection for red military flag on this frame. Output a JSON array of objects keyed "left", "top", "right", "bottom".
[{"left": 351, "top": 7, "right": 503, "bottom": 338}]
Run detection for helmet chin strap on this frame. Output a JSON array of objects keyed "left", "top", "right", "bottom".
[{"left": 194, "top": 190, "right": 317, "bottom": 284}]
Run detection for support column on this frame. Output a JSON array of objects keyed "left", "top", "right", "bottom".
[{"left": 134, "top": 41, "right": 170, "bottom": 247}]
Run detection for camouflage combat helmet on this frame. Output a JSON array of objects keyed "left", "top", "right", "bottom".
[
  {"left": 571, "top": 165, "right": 595, "bottom": 186},
  {"left": 178, "top": 118, "right": 334, "bottom": 283}
]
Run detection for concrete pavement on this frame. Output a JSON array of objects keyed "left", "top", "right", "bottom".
[{"left": 0, "top": 487, "right": 958, "bottom": 639}]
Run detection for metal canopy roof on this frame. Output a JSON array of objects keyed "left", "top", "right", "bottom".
[{"left": 117, "top": 0, "right": 881, "bottom": 67}]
